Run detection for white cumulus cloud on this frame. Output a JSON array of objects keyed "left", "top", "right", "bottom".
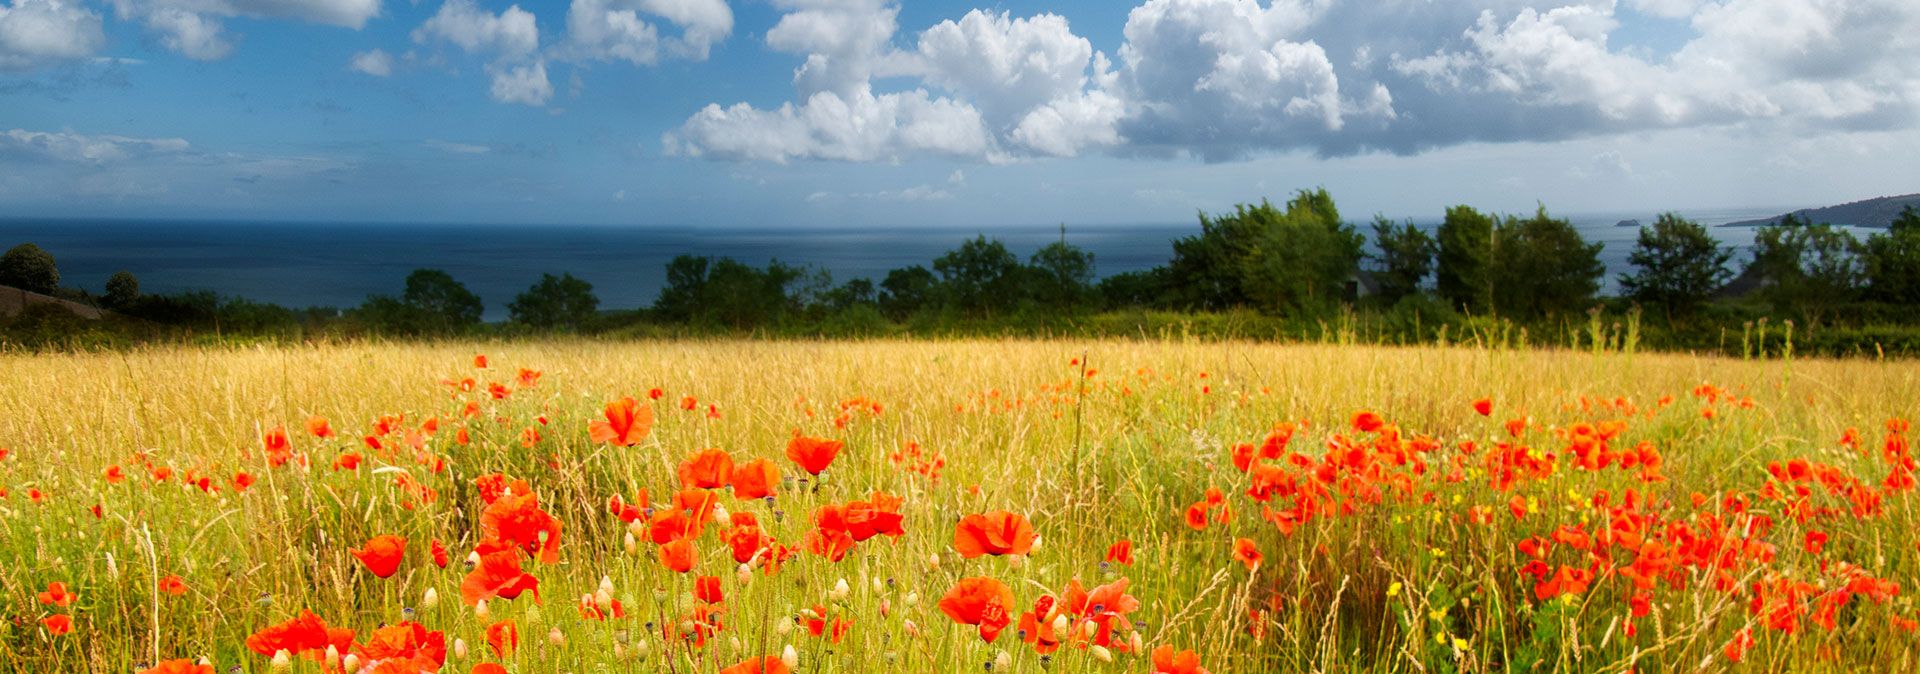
[
  {"left": 0, "top": 0, "right": 106, "bottom": 71},
  {"left": 109, "top": 0, "right": 381, "bottom": 60},
  {"left": 348, "top": 48, "right": 393, "bottom": 76}
]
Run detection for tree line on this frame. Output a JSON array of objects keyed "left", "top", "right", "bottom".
[{"left": 5, "top": 190, "right": 1920, "bottom": 353}]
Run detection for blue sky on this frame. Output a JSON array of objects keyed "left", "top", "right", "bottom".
[{"left": 2, "top": 0, "right": 1916, "bottom": 227}]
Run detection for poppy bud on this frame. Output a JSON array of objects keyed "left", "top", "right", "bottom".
[
  {"left": 880, "top": 599, "right": 891, "bottom": 618},
  {"left": 613, "top": 642, "right": 626, "bottom": 660},
  {"left": 1051, "top": 615, "right": 1069, "bottom": 634},
  {"left": 1129, "top": 631, "right": 1143, "bottom": 652},
  {"left": 994, "top": 650, "right": 1012, "bottom": 670},
  {"left": 904, "top": 592, "right": 919, "bottom": 606},
  {"left": 324, "top": 645, "right": 341, "bottom": 668},
  {"left": 342, "top": 654, "right": 360, "bottom": 671},
  {"left": 599, "top": 575, "right": 616, "bottom": 595},
  {"left": 830, "top": 578, "right": 850, "bottom": 601},
  {"left": 453, "top": 638, "right": 468, "bottom": 660},
  {"left": 927, "top": 553, "right": 941, "bottom": 570},
  {"left": 1007, "top": 554, "right": 1026, "bottom": 570},
  {"left": 624, "top": 532, "right": 639, "bottom": 554},
  {"left": 903, "top": 619, "right": 920, "bottom": 636},
  {"left": 627, "top": 521, "right": 646, "bottom": 538},
  {"left": 713, "top": 505, "right": 730, "bottom": 523},
  {"left": 271, "top": 649, "right": 291, "bottom": 670},
  {"left": 465, "top": 551, "right": 481, "bottom": 568},
  {"left": 1031, "top": 536, "right": 1044, "bottom": 553},
  {"left": 782, "top": 644, "right": 799, "bottom": 668},
  {"left": 1091, "top": 645, "right": 1113, "bottom": 663},
  {"left": 474, "top": 599, "right": 491, "bottom": 620},
  {"left": 596, "top": 588, "right": 614, "bottom": 609},
  {"left": 729, "top": 636, "right": 742, "bottom": 652},
  {"left": 548, "top": 627, "right": 565, "bottom": 647},
  {"left": 776, "top": 619, "right": 793, "bottom": 636},
  {"left": 422, "top": 587, "right": 439, "bottom": 609},
  {"left": 634, "top": 637, "right": 651, "bottom": 658},
  {"left": 737, "top": 564, "right": 753, "bottom": 585}
]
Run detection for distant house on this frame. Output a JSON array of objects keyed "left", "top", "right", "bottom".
[
  {"left": 0, "top": 285, "right": 106, "bottom": 320},
  {"left": 1344, "top": 270, "right": 1382, "bottom": 302}
]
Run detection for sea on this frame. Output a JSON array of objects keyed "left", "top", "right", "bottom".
[{"left": 0, "top": 207, "right": 1865, "bottom": 320}]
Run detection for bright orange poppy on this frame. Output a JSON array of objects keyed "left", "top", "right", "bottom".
[
  {"left": 786, "top": 435, "right": 845, "bottom": 475},
  {"left": 953, "top": 511, "right": 1035, "bottom": 558},
  {"left": 938, "top": 576, "right": 1016, "bottom": 643},
  {"left": 731, "top": 459, "right": 779, "bottom": 500},
  {"left": 589, "top": 397, "right": 654, "bottom": 447},
  {"left": 351, "top": 534, "right": 407, "bottom": 579},
  {"left": 720, "top": 657, "right": 792, "bottom": 674},
  {"left": 678, "top": 448, "right": 735, "bottom": 489}
]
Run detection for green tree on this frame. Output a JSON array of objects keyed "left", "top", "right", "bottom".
[
  {"left": 104, "top": 271, "right": 141, "bottom": 309},
  {"left": 1369, "top": 217, "right": 1436, "bottom": 305},
  {"left": 1164, "top": 188, "right": 1362, "bottom": 313},
  {"left": 879, "top": 266, "right": 937, "bottom": 320},
  {"left": 402, "top": 268, "right": 484, "bottom": 332},
  {"left": 1028, "top": 235, "right": 1097, "bottom": 313},
  {"left": 0, "top": 243, "right": 59, "bottom": 294},
  {"left": 933, "top": 236, "right": 1023, "bottom": 317},
  {"left": 510, "top": 273, "right": 599, "bottom": 331},
  {"left": 1618, "top": 213, "right": 1732, "bottom": 318},
  {"left": 1861, "top": 206, "right": 1920, "bottom": 305},
  {"left": 653, "top": 255, "right": 710, "bottom": 322},
  {"left": 1096, "top": 269, "right": 1167, "bottom": 309},
  {"left": 1489, "top": 207, "right": 1605, "bottom": 318},
  {"left": 1747, "top": 213, "right": 1862, "bottom": 322},
  {"left": 1435, "top": 206, "right": 1495, "bottom": 313}
]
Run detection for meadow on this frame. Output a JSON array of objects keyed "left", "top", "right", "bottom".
[{"left": 1, "top": 339, "right": 1915, "bottom": 674}]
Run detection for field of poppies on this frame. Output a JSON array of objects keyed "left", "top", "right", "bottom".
[{"left": 1, "top": 339, "right": 1916, "bottom": 674}]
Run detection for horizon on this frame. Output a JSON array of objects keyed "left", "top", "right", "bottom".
[{"left": 4, "top": 0, "right": 1918, "bottom": 227}]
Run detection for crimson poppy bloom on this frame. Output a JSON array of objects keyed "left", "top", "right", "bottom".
[
  {"left": 661, "top": 537, "right": 698, "bottom": 573},
  {"left": 721, "top": 657, "right": 791, "bottom": 674},
  {"left": 678, "top": 448, "right": 735, "bottom": 490},
  {"left": 486, "top": 619, "right": 517, "bottom": 658},
  {"left": 354, "top": 621, "right": 446, "bottom": 672},
  {"left": 1232, "top": 538, "right": 1262, "bottom": 570},
  {"left": 589, "top": 397, "right": 654, "bottom": 447},
  {"left": 351, "top": 534, "right": 406, "bottom": 578},
  {"left": 37, "top": 582, "right": 75, "bottom": 606},
  {"left": 1473, "top": 398, "right": 1493, "bottom": 416},
  {"left": 1106, "top": 540, "right": 1134, "bottom": 565},
  {"left": 42, "top": 614, "right": 72, "bottom": 635},
  {"left": 138, "top": 660, "right": 214, "bottom": 674},
  {"left": 953, "top": 511, "right": 1035, "bottom": 558},
  {"left": 1151, "top": 646, "right": 1209, "bottom": 674},
  {"left": 939, "top": 576, "right": 1015, "bottom": 643},
  {"left": 462, "top": 543, "right": 541, "bottom": 605},
  {"left": 785, "top": 435, "right": 844, "bottom": 475},
  {"left": 731, "top": 459, "right": 779, "bottom": 500}
]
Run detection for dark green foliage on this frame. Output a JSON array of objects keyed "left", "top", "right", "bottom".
[
  {"left": 509, "top": 273, "right": 599, "bottom": 331},
  {"left": 1163, "top": 188, "right": 1363, "bottom": 313},
  {"left": 1436, "top": 206, "right": 1495, "bottom": 313},
  {"left": 1746, "top": 213, "right": 1862, "bottom": 321},
  {"left": 402, "top": 269, "right": 484, "bottom": 331},
  {"left": 0, "top": 243, "right": 59, "bottom": 294},
  {"left": 932, "top": 236, "right": 1024, "bottom": 318},
  {"left": 1862, "top": 206, "right": 1920, "bottom": 304},
  {"left": 104, "top": 271, "right": 141, "bottom": 309},
  {"left": 1097, "top": 269, "right": 1169, "bottom": 309},
  {"left": 1490, "top": 207, "right": 1605, "bottom": 318},
  {"left": 1618, "top": 213, "right": 1731, "bottom": 317},
  {"left": 879, "top": 266, "right": 937, "bottom": 320},
  {"left": 1369, "top": 217, "right": 1436, "bottom": 305},
  {"left": 1027, "top": 238, "right": 1097, "bottom": 313},
  {"left": 650, "top": 255, "right": 806, "bottom": 329}
]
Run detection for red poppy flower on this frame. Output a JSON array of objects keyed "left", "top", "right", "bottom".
[
  {"left": 461, "top": 542, "right": 541, "bottom": 605},
  {"left": 481, "top": 489, "right": 563, "bottom": 564},
  {"left": 939, "top": 576, "right": 1016, "bottom": 643},
  {"left": 307, "top": 415, "right": 334, "bottom": 438},
  {"left": 105, "top": 465, "right": 126, "bottom": 483},
  {"left": 953, "top": 511, "right": 1035, "bottom": 558},
  {"left": 694, "top": 575, "right": 724, "bottom": 603},
  {"left": 720, "top": 657, "right": 791, "bottom": 674},
  {"left": 731, "top": 459, "right": 779, "bottom": 500},
  {"left": 589, "top": 397, "right": 654, "bottom": 447},
  {"left": 159, "top": 575, "right": 188, "bottom": 596},
  {"left": 661, "top": 537, "right": 698, "bottom": 573},
  {"left": 246, "top": 610, "right": 353, "bottom": 658},
  {"left": 263, "top": 426, "right": 292, "bottom": 467},
  {"left": 1151, "top": 646, "right": 1209, "bottom": 674},
  {"left": 430, "top": 539, "right": 450, "bottom": 568},
  {"left": 678, "top": 448, "right": 735, "bottom": 490},
  {"left": 472, "top": 664, "right": 509, "bottom": 674},
  {"left": 351, "top": 534, "right": 406, "bottom": 579},
  {"left": 1473, "top": 398, "right": 1493, "bottom": 416},
  {"left": 1105, "top": 539, "right": 1134, "bottom": 565},
  {"left": 42, "top": 614, "right": 72, "bottom": 635},
  {"left": 485, "top": 619, "right": 517, "bottom": 658},
  {"left": 1232, "top": 538, "right": 1262, "bottom": 570},
  {"left": 785, "top": 435, "right": 845, "bottom": 475},
  {"left": 473, "top": 354, "right": 488, "bottom": 368},
  {"left": 138, "top": 660, "right": 214, "bottom": 674},
  {"left": 37, "top": 582, "right": 75, "bottom": 606},
  {"left": 354, "top": 621, "right": 446, "bottom": 672}
]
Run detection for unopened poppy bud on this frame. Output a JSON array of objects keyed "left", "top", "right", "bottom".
[
  {"left": 596, "top": 588, "right": 614, "bottom": 609},
  {"left": 627, "top": 520, "right": 646, "bottom": 537},
  {"left": 599, "top": 575, "right": 616, "bottom": 595},
  {"left": 653, "top": 588, "right": 668, "bottom": 603},
  {"left": 1031, "top": 536, "right": 1044, "bottom": 553},
  {"left": 1091, "top": 645, "right": 1113, "bottom": 663},
  {"left": 465, "top": 551, "right": 481, "bottom": 567},
  {"left": 1051, "top": 615, "right": 1069, "bottom": 634},
  {"left": 474, "top": 599, "right": 491, "bottom": 620},
  {"left": 880, "top": 599, "right": 892, "bottom": 618},
  {"left": 994, "top": 650, "right": 1012, "bottom": 670},
  {"left": 342, "top": 654, "right": 360, "bottom": 671},
  {"left": 421, "top": 587, "right": 439, "bottom": 609},
  {"left": 729, "top": 636, "right": 742, "bottom": 652},
  {"left": 634, "top": 637, "right": 651, "bottom": 657},
  {"left": 324, "top": 645, "right": 341, "bottom": 668},
  {"left": 830, "top": 578, "right": 850, "bottom": 601},
  {"left": 624, "top": 532, "right": 639, "bottom": 554},
  {"left": 737, "top": 564, "right": 753, "bottom": 585},
  {"left": 453, "top": 638, "right": 468, "bottom": 659},
  {"left": 613, "top": 642, "right": 626, "bottom": 659},
  {"left": 905, "top": 592, "right": 919, "bottom": 606},
  {"left": 799, "top": 607, "right": 822, "bottom": 621},
  {"left": 1128, "top": 631, "right": 1143, "bottom": 652},
  {"left": 781, "top": 644, "right": 799, "bottom": 668},
  {"left": 679, "top": 620, "right": 697, "bottom": 635},
  {"left": 871, "top": 577, "right": 885, "bottom": 593},
  {"left": 548, "top": 627, "right": 565, "bottom": 646},
  {"left": 713, "top": 505, "right": 730, "bottom": 523},
  {"left": 271, "top": 649, "right": 291, "bottom": 670},
  {"left": 927, "top": 553, "right": 941, "bottom": 570},
  {"left": 1006, "top": 554, "right": 1026, "bottom": 570},
  {"left": 903, "top": 619, "right": 920, "bottom": 636},
  {"left": 775, "top": 619, "right": 793, "bottom": 636}
]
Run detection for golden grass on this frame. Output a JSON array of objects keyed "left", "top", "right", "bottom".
[{"left": 0, "top": 339, "right": 1915, "bottom": 673}]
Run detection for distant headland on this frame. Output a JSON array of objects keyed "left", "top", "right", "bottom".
[{"left": 1722, "top": 193, "right": 1920, "bottom": 228}]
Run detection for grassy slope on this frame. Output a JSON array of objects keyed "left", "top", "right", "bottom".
[{"left": 0, "top": 339, "right": 1915, "bottom": 673}]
